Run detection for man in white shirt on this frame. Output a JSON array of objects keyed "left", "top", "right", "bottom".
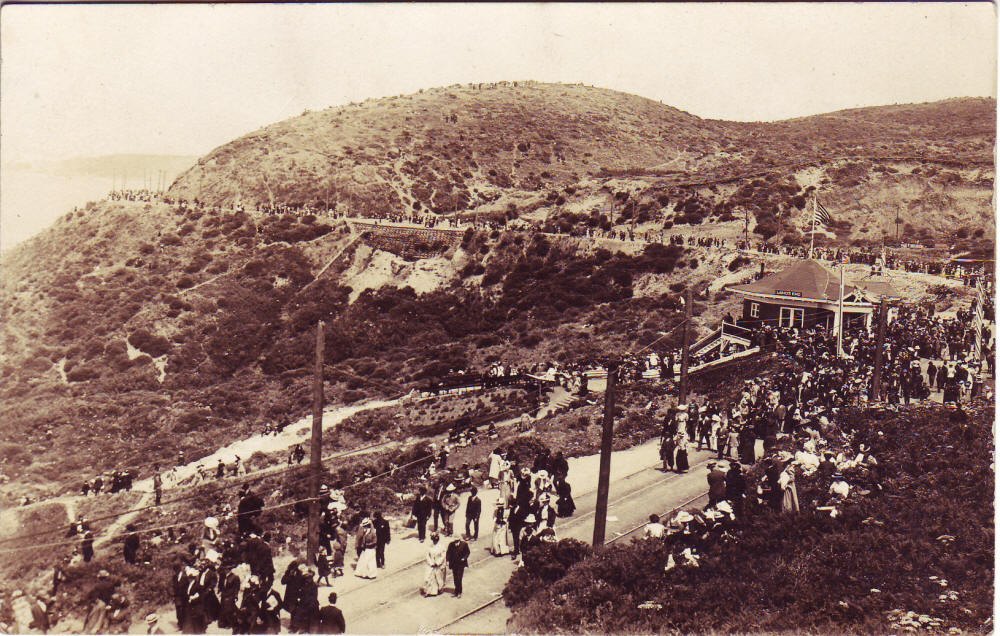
[{"left": 643, "top": 514, "right": 666, "bottom": 539}]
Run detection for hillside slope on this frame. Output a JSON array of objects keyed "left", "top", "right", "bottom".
[
  {"left": 1, "top": 83, "right": 994, "bottom": 501},
  {"left": 168, "top": 82, "right": 994, "bottom": 244}
]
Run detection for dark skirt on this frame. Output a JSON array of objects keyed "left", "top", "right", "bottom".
[{"left": 675, "top": 449, "right": 689, "bottom": 472}]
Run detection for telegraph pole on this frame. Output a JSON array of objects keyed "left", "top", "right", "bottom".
[
  {"left": 306, "top": 321, "right": 325, "bottom": 564},
  {"left": 592, "top": 360, "right": 619, "bottom": 547},
  {"left": 743, "top": 208, "right": 749, "bottom": 249},
  {"left": 871, "top": 298, "right": 888, "bottom": 402},
  {"left": 678, "top": 287, "right": 693, "bottom": 404}
]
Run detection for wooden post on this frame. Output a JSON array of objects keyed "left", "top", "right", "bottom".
[
  {"left": 306, "top": 321, "right": 325, "bottom": 564},
  {"left": 592, "top": 361, "right": 619, "bottom": 547},
  {"left": 679, "top": 287, "right": 693, "bottom": 404},
  {"left": 871, "top": 298, "right": 888, "bottom": 402}
]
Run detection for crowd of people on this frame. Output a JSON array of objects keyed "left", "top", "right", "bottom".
[
  {"left": 645, "top": 294, "right": 992, "bottom": 575},
  {"left": 105, "top": 185, "right": 991, "bottom": 288}
]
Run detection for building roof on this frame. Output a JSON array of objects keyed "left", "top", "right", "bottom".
[
  {"left": 731, "top": 259, "right": 855, "bottom": 302},
  {"left": 851, "top": 277, "right": 902, "bottom": 300}
]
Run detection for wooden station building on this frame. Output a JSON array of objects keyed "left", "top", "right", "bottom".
[{"left": 730, "top": 259, "right": 900, "bottom": 331}]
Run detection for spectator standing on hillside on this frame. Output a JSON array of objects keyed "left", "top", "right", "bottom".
[
  {"left": 706, "top": 462, "right": 727, "bottom": 508},
  {"left": 237, "top": 486, "right": 264, "bottom": 536},
  {"left": 152, "top": 467, "right": 162, "bottom": 506},
  {"left": 725, "top": 463, "right": 746, "bottom": 517},
  {"left": 464, "top": 487, "right": 482, "bottom": 540},
  {"left": 123, "top": 524, "right": 140, "bottom": 564}
]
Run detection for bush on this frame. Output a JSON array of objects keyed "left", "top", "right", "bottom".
[{"left": 128, "top": 328, "right": 170, "bottom": 357}]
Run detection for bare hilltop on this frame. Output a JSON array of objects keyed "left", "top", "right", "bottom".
[{"left": 170, "top": 81, "right": 995, "bottom": 242}]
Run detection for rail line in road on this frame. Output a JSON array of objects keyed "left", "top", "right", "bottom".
[
  {"left": 433, "top": 488, "right": 709, "bottom": 634},
  {"left": 341, "top": 448, "right": 718, "bottom": 633}
]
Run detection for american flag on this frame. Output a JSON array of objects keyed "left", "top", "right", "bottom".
[{"left": 813, "top": 200, "right": 834, "bottom": 230}]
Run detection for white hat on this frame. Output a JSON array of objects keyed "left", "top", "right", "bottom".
[
  {"left": 523, "top": 514, "right": 537, "bottom": 523},
  {"left": 677, "top": 404, "right": 688, "bottom": 411},
  {"left": 716, "top": 501, "right": 734, "bottom": 514},
  {"left": 675, "top": 511, "right": 694, "bottom": 523},
  {"left": 446, "top": 483, "right": 456, "bottom": 492},
  {"left": 204, "top": 517, "right": 219, "bottom": 529},
  {"left": 146, "top": 614, "right": 159, "bottom": 625}
]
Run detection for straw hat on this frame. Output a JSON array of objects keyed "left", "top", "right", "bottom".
[
  {"left": 674, "top": 511, "right": 694, "bottom": 524},
  {"left": 715, "top": 501, "right": 734, "bottom": 515},
  {"left": 204, "top": 516, "right": 219, "bottom": 529},
  {"left": 146, "top": 614, "right": 159, "bottom": 626}
]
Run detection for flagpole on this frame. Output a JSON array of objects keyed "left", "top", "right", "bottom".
[
  {"left": 837, "top": 261, "right": 845, "bottom": 358},
  {"left": 809, "top": 196, "right": 816, "bottom": 259}
]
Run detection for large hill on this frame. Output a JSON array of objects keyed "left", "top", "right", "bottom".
[
  {"left": 169, "top": 82, "right": 995, "bottom": 243},
  {"left": 1, "top": 83, "right": 994, "bottom": 501}
]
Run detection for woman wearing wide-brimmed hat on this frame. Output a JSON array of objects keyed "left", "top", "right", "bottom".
[{"left": 354, "top": 517, "right": 378, "bottom": 579}]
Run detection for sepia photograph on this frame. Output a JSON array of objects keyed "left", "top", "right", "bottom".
[{"left": 0, "top": 3, "right": 995, "bottom": 634}]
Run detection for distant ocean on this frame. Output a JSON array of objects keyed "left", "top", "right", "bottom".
[{"left": 1, "top": 169, "right": 114, "bottom": 253}]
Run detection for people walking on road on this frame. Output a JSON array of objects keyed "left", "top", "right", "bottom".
[
  {"left": 490, "top": 504, "right": 511, "bottom": 556},
  {"left": 420, "top": 533, "right": 447, "bottom": 597},
  {"left": 354, "top": 517, "right": 378, "bottom": 579},
  {"left": 373, "top": 512, "right": 391, "bottom": 568},
  {"left": 674, "top": 432, "right": 690, "bottom": 473},
  {"left": 464, "top": 487, "right": 482, "bottom": 540},
  {"left": 446, "top": 537, "right": 470, "bottom": 598},
  {"left": 660, "top": 432, "right": 676, "bottom": 472},
  {"left": 412, "top": 487, "right": 434, "bottom": 542},
  {"left": 440, "top": 484, "right": 460, "bottom": 535}
]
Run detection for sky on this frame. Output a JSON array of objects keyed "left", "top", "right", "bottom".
[{"left": 1, "top": 2, "right": 996, "bottom": 165}]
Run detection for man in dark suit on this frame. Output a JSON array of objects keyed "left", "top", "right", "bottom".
[
  {"left": 464, "top": 488, "right": 482, "bottom": 540},
  {"left": 373, "top": 511, "right": 391, "bottom": 568},
  {"left": 445, "top": 538, "right": 470, "bottom": 598},
  {"left": 317, "top": 593, "right": 345, "bottom": 634},
  {"left": 411, "top": 487, "right": 434, "bottom": 542},
  {"left": 706, "top": 462, "right": 727, "bottom": 508}
]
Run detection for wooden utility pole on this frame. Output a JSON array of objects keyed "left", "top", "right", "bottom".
[
  {"left": 306, "top": 320, "right": 325, "bottom": 564},
  {"left": 592, "top": 361, "right": 619, "bottom": 547},
  {"left": 678, "top": 287, "right": 693, "bottom": 404},
  {"left": 743, "top": 208, "right": 749, "bottom": 248},
  {"left": 871, "top": 298, "right": 888, "bottom": 402}
]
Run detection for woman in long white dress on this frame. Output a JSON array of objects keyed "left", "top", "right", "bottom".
[
  {"left": 420, "top": 533, "right": 447, "bottom": 596},
  {"left": 490, "top": 505, "right": 511, "bottom": 556},
  {"left": 354, "top": 518, "right": 379, "bottom": 579}
]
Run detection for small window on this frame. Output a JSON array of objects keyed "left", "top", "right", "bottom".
[
  {"left": 749, "top": 302, "right": 760, "bottom": 318},
  {"left": 779, "top": 307, "right": 805, "bottom": 328}
]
